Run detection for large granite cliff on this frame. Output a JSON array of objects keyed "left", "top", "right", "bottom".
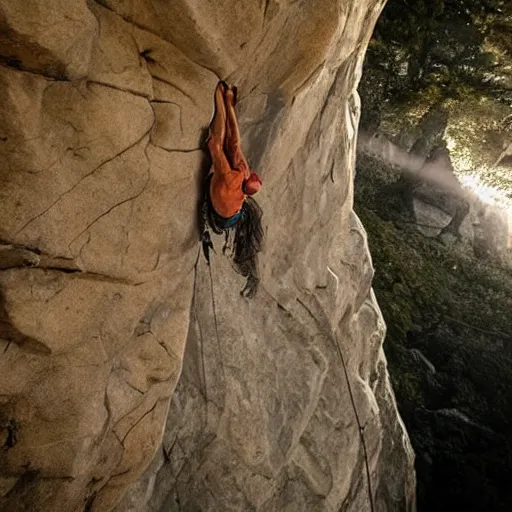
[{"left": 0, "top": 1, "right": 415, "bottom": 510}]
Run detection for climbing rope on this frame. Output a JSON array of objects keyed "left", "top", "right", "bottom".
[
  {"left": 199, "top": 270, "right": 376, "bottom": 510},
  {"left": 206, "top": 259, "right": 226, "bottom": 389},
  {"left": 297, "top": 297, "right": 376, "bottom": 512},
  {"left": 332, "top": 330, "right": 376, "bottom": 512}
]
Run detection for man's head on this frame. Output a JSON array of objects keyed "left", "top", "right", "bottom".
[{"left": 243, "top": 171, "right": 262, "bottom": 195}]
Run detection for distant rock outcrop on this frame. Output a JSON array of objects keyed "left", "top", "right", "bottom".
[
  {"left": 0, "top": 1, "right": 415, "bottom": 511},
  {"left": 359, "top": 130, "right": 510, "bottom": 262}
]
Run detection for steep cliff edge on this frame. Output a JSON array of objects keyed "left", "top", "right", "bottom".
[{"left": 0, "top": 1, "right": 415, "bottom": 511}]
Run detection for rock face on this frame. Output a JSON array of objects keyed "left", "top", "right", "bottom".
[{"left": 0, "top": 1, "right": 415, "bottom": 511}]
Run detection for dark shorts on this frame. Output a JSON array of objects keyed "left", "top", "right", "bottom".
[{"left": 210, "top": 208, "right": 242, "bottom": 229}]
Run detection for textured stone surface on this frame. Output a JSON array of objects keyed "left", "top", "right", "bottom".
[
  {"left": 0, "top": 0, "right": 98, "bottom": 79},
  {"left": 0, "top": 1, "right": 415, "bottom": 511}
]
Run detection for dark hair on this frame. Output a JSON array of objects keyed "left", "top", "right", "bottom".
[{"left": 232, "top": 197, "right": 263, "bottom": 298}]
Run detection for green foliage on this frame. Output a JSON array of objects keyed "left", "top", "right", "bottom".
[
  {"left": 355, "top": 153, "right": 512, "bottom": 511},
  {"left": 359, "top": 0, "right": 512, "bottom": 132}
]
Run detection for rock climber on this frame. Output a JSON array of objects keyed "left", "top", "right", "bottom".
[{"left": 201, "top": 81, "right": 263, "bottom": 298}]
